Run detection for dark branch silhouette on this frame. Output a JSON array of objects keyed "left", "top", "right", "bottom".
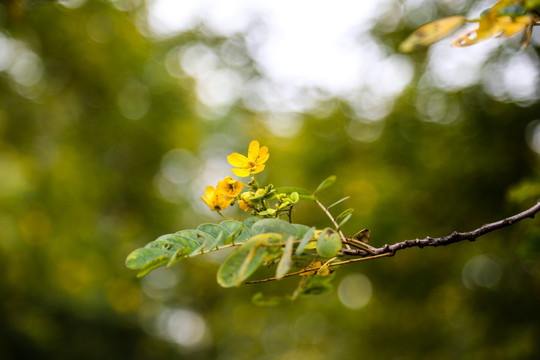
[{"left": 343, "top": 200, "right": 540, "bottom": 257}]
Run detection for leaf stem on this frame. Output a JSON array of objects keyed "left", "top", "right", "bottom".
[{"left": 315, "top": 199, "right": 351, "bottom": 250}]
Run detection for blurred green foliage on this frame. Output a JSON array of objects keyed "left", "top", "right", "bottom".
[{"left": 1, "top": 0, "right": 539, "bottom": 359}]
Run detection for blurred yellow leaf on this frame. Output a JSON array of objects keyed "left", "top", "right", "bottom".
[
  {"left": 316, "top": 264, "right": 331, "bottom": 277},
  {"left": 300, "top": 261, "right": 322, "bottom": 276},
  {"left": 454, "top": 0, "right": 531, "bottom": 47},
  {"left": 498, "top": 15, "right": 532, "bottom": 37},
  {"left": 399, "top": 16, "right": 466, "bottom": 52}
]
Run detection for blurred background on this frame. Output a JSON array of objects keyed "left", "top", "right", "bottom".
[{"left": 1, "top": 0, "right": 540, "bottom": 358}]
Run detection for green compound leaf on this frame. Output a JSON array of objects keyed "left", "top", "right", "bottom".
[
  {"left": 217, "top": 233, "right": 283, "bottom": 287},
  {"left": 316, "top": 228, "right": 342, "bottom": 258},
  {"left": 126, "top": 219, "right": 260, "bottom": 278}
]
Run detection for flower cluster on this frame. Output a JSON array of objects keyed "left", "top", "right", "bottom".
[{"left": 201, "top": 140, "right": 270, "bottom": 214}]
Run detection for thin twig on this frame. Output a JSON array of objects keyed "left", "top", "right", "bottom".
[{"left": 316, "top": 199, "right": 355, "bottom": 251}]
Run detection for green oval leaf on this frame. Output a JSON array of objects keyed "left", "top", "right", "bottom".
[
  {"left": 251, "top": 218, "right": 298, "bottom": 238},
  {"left": 174, "top": 229, "right": 210, "bottom": 245},
  {"left": 220, "top": 220, "right": 251, "bottom": 245},
  {"left": 316, "top": 228, "right": 342, "bottom": 258},
  {"left": 217, "top": 234, "right": 283, "bottom": 287},
  {"left": 161, "top": 233, "right": 203, "bottom": 254},
  {"left": 197, "top": 223, "right": 231, "bottom": 241},
  {"left": 125, "top": 248, "right": 171, "bottom": 278},
  {"left": 314, "top": 175, "right": 337, "bottom": 194},
  {"left": 219, "top": 220, "right": 243, "bottom": 234}
]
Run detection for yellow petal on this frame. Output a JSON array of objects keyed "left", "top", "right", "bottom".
[
  {"left": 204, "top": 185, "right": 216, "bottom": 199},
  {"left": 232, "top": 168, "right": 251, "bottom": 177},
  {"left": 218, "top": 176, "right": 243, "bottom": 197},
  {"left": 250, "top": 164, "right": 265, "bottom": 175},
  {"left": 258, "top": 146, "right": 269, "bottom": 163},
  {"left": 247, "top": 140, "right": 260, "bottom": 161},
  {"left": 238, "top": 200, "right": 250, "bottom": 211},
  {"left": 227, "top": 153, "right": 248, "bottom": 167},
  {"left": 201, "top": 195, "right": 212, "bottom": 208},
  {"left": 219, "top": 196, "right": 232, "bottom": 210}
]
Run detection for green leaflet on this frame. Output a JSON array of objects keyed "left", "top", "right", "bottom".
[
  {"left": 276, "top": 235, "right": 295, "bottom": 279},
  {"left": 295, "top": 227, "right": 316, "bottom": 256},
  {"left": 125, "top": 248, "right": 172, "bottom": 278},
  {"left": 316, "top": 228, "right": 342, "bottom": 258},
  {"left": 157, "top": 233, "right": 201, "bottom": 251},
  {"left": 251, "top": 218, "right": 298, "bottom": 238},
  {"left": 335, "top": 208, "right": 354, "bottom": 223},
  {"left": 175, "top": 229, "right": 216, "bottom": 254},
  {"left": 219, "top": 220, "right": 252, "bottom": 245},
  {"left": 314, "top": 175, "right": 337, "bottom": 194},
  {"left": 291, "top": 223, "right": 311, "bottom": 239},
  {"left": 197, "top": 223, "right": 231, "bottom": 243},
  {"left": 217, "top": 233, "right": 283, "bottom": 287}
]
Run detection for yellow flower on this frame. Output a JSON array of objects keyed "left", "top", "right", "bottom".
[
  {"left": 217, "top": 176, "right": 243, "bottom": 198},
  {"left": 238, "top": 191, "right": 253, "bottom": 211},
  {"left": 201, "top": 185, "right": 233, "bottom": 211},
  {"left": 227, "top": 140, "right": 269, "bottom": 177},
  {"left": 238, "top": 200, "right": 251, "bottom": 211}
]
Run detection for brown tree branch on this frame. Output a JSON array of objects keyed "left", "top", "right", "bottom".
[
  {"left": 245, "top": 201, "right": 540, "bottom": 285},
  {"left": 342, "top": 200, "right": 540, "bottom": 257}
]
